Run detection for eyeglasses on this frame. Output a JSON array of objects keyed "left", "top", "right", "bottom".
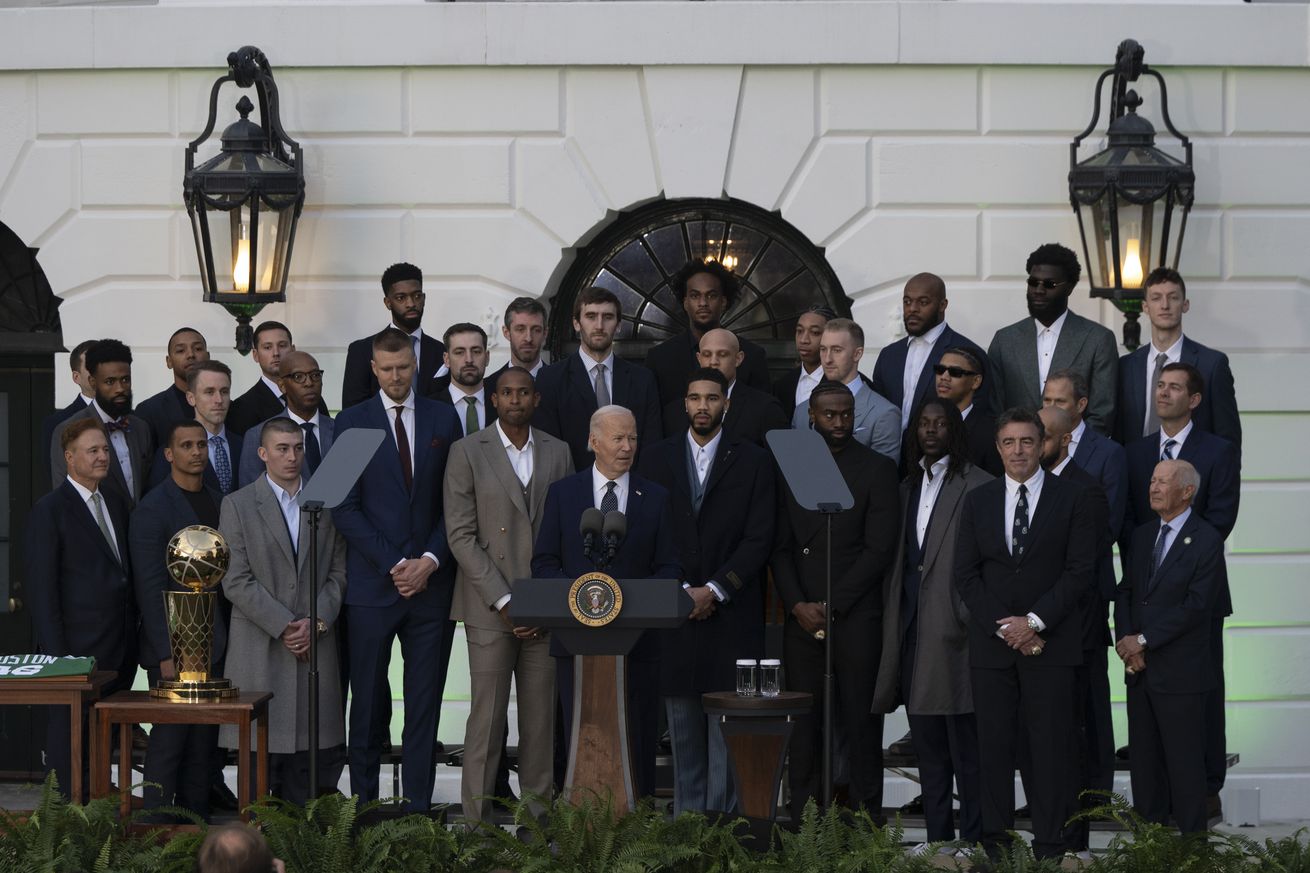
[
  {"left": 285, "top": 369, "right": 324, "bottom": 385},
  {"left": 1026, "top": 277, "right": 1068, "bottom": 289},
  {"left": 933, "top": 364, "right": 978, "bottom": 378}
]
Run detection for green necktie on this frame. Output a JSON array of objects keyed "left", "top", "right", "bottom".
[
  {"left": 464, "top": 395, "right": 479, "bottom": 435},
  {"left": 90, "top": 492, "right": 120, "bottom": 562}
]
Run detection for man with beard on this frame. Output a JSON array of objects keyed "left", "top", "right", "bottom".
[
  {"left": 237, "top": 352, "right": 335, "bottom": 488},
  {"left": 535, "top": 287, "right": 661, "bottom": 471},
  {"left": 871, "top": 273, "right": 989, "bottom": 432},
  {"left": 135, "top": 327, "right": 209, "bottom": 446},
  {"left": 987, "top": 243, "right": 1118, "bottom": 434},
  {"left": 771, "top": 380, "right": 899, "bottom": 820},
  {"left": 639, "top": 368, "right": 774, "bottom": 814},
  {"left": 341, "top": 263, "right": 448, "bottom": 410},
  {"left": 772, "top": 304, "right": 835, "bottom": 415},
  {"left": 52, "top": 338, "right": 153, "bottom": 507},
  {"left": 428, "top": 323, "right": 496, "bottom": 435},
  {"left": 645, "top": 260, "right": 771, "bottom": 409},
  {"left": 487, "top": 298, "right": 549, "bottom": 392},
  {"left": 661, "top": 328, "right": 787, "bottom": 446}
]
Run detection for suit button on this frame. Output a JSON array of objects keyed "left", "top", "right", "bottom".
[
  {"left": 917, "top": 565, "right": 924, "bottom": 572},
  {"left": 498, "top": 554, "right": 505, "bottom": 560},
  {"left": 500, "top": 527, "right": 506, "bottom": 533},
  {"left": 802, "top": 547, "right": 810, "bottom": 556}
]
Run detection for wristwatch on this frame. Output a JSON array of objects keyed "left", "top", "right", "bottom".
[
  {"left": 316, "top": 618, "right": 328, "bottom": 636},
  {"left": 1026, "top": 616, "right": 1040, "bottom": 632},
  {"left": 1136, "top": 633, "right": 1147, "bottom": 648}
]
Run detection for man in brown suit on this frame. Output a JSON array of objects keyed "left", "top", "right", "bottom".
[{"left": 444, "top": 367, "right": 574, "bottom": 823}]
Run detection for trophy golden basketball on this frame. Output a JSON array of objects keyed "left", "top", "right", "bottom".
[{"left": 151, "top": 525, "right": 239, "bottom": 701}]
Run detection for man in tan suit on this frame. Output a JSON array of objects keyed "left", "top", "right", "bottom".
[{"left": 444, "top": 367, "right": 573, "bottom": 823}]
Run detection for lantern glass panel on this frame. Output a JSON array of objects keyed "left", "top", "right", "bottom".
[{"left": 1079, "top": 198, "right": 1114, "bottom": 291}]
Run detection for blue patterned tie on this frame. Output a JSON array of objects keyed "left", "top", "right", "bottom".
[
  {"left": 1150, "top": 523, "right": 1171, "bottom": 579},
  {"left": 1161, "top": 438, "right": 1177, "bottom": 461},
  {"left": 600, "top": 481, "right": 618, "bottom": 514},
  {"left": 210, "top": 435, "right": 233, "bottom": 493}
]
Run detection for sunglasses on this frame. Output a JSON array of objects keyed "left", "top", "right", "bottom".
[
  {"left": 933, "top": 364, "right": 978, "bottom": 378},
  {"left": 1026, "top": 277, "right": 1068, "bottom": 289}
]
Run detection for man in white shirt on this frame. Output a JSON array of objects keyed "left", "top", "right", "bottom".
[{"left": 429, "top": 322, "right": 494, "bottom": 436}]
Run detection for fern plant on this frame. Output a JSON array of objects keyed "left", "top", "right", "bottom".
[{"left": 754, "top": 800, "right": 935, "bottom": 873}]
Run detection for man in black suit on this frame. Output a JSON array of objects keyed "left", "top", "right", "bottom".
[
  {"left": 645, "top": 260, "right": 770, "bottom": 409},
  {"left": 52, "top": 339, "right": 154, "bottom": 508},
  {"left": 639, "top": 368, "right": 774, "bottom": 814},
  {"left": 135, "top": 327, "right": 209, "bottom": 447},
  {"left": 771, "top": 380, "right": 899, "bottom": 820},
  {"left": 954, "top": 407, "right": 1095, "bottom": 861},
  {"left": 661, "top": 328, "right": 787, "bottom": 446},
  {"left": 40, "top": 339, "right": 98, "bottom": 484},
  {"left": 871, "top": 272, "right": 989, "bottom": 433},
  {"left": 1115, "top": 459, "right": 1224, "bottom": 834},
  {"left": 130, "top": 419, "right": 226, "bottom": 818},
  {"left": 427, "top": 322, "right": 497, "bottom": 436},
  {"left": 771, "top": 304, "right": 834, "bottom": 416},
  {"left": 1123, "top": 361, "right": 1239, "bottom": 814},
  {"left": 340, "top": 262, "right": 448, "bottom": 410},
  {"left": 27, "top": 418, "right": 137, "bottom": 800},
  {"left": 934, "top": 347, "right": 1002, "bottom": 477},
  {"left": 1114, "top": 268, "right": 1241, "bottom": 449},
  {"left": 228, "top": 321, "right": 302, "bottom": 436},
  {"left": 488, "top": 297, "right": 549, "bottom": 386},
  {"left": 535, "top": 286, "right": 661, "bottom": 471}
]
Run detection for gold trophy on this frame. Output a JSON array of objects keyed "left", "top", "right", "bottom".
[{"left": 151, "top": 525, "right": 239, "bottom": 702}]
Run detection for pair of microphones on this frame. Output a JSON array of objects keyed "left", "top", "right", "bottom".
[{"left": 580, "top": 507, "right": 626, "bottom": 569}]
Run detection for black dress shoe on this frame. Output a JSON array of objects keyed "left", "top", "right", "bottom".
[
  {"left": 1014, "top": 804, "right": 1031, "bottom": 818},
  {"left": 888, "top": 731, "right": 914, "bottom": 757},
  {"left": 899, "top": 794, "right": 925, "bottom": 814},
  {"left": 210, "top": 781, "right": 239, "bottom": 812}
]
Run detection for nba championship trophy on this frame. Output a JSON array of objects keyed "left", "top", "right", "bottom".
[{"left": 151, "top": 525, "right": 239, "bottom": 701}]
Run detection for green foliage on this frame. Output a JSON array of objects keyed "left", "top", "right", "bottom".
[
  {"left": 1077, "top": 794, "right": 1267, "bottom": 873},
  {"left": 755, "top": 800, "right": 933, "bottom": 873}
]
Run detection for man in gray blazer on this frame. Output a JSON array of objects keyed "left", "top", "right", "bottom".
[
  {"left": 987, "top": 243, "right": 1119, "bottom": 435},
  {"left": 444, "top": 367, "right": 574, "bottom": 824},
  {"left": 790, "top": 318, "right": 901, "bottom": 463},
  {"left": 238, "top": 351, "right": 334, "bottom": 488},
  {"left": 219, "top": 417, "right": 348, "bottom": 805}
]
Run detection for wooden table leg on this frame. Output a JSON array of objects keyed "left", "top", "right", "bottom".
[
  {"left": 118, "top": 718, "right": 131, "bottom": 820},
  {"left": 86, "top": 696, "right": 99, "bottom": 802},
  {"left": 69, "top": 693, "right": 83, "bottom": 804},
  {"left": 255, "top": 713, "right": 268, "bottom": 804},
  {"left": 93, "top": 703, "right": 112, "bottom": 799},
  {"left": 237, "top": 713, "right": 251, "bottom": 819}
]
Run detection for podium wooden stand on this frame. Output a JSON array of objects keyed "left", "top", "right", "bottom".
[{"left": 513, "top": 577, "right": 687, "bottom": 812}]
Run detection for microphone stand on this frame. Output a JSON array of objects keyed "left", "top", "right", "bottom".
[
  {"left": 817, "top": 502, "right": 841, "bottom": 813},
  {"left": 303, "top": 499, "right": 324, "bottom": 802}
]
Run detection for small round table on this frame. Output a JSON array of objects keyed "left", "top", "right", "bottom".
[{"left": 702, "top": 690, "right": 812, "bottom": 821}]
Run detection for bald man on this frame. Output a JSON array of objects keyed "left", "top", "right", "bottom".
[
  {"left": 660, "top": 328, "right": 788, "bottom": 446},
  {"left": 237, "top": 351, "right": 335, "bottom": 488}
]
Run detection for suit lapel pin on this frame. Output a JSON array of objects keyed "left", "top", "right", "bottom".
[
  {"left": 1184, "top": 536, "right": 1192, "bottom": 545},
  {"left": 634, "top": 489, "right": 643, "bottom": 497}
]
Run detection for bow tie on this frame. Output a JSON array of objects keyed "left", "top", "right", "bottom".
[{"left": 104, "top": 418, "right": 131, "bottom": 434}]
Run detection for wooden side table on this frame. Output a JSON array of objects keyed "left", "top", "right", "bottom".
[
  {"left": 92, "top": 690, "right": 272, "bottom": 820},
  {"left": 703, "top": 691, "right": 812, "bottom": 821},
  {"left": 0, "top": 670, "right": 117, "bottom": 803}
]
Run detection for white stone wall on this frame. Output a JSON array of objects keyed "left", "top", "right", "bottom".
[{"left": 2, "top": 1, "right": 1307, "bottom": 818}]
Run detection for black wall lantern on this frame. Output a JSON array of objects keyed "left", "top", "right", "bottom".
[
  {"left": 184, "top": 46, "right": 304, "bottom": 355},
  {"left": 1069, "top": 39, "right": 1194, "bottom": 351}
]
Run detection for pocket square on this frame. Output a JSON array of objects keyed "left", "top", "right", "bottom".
[{"left": 429, "top": 438, "right": 444, "bottom": 449}]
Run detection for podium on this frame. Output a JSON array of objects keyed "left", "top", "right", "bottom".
[{"left": 513, "top": 576, "right": 688, "bottom": 812}]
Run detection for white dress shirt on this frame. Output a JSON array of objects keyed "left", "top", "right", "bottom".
[
  {"left": 915, "top": 455, "right": 951, "bottom": 547},
  {"left": 497, "top": 419, "right": 534, "bottom": 487},
  {"left": 1002, "top": 466, "right": 1047, "bottom": 632},
  {"left": 903, "top": 321, "right": 948, "bottom": 430},
  {"left": 1049, "top": 455, "right": 1074, "bottom": 476},
  {"left": 286, "top": 408, "right": 324, "bottom": 452},
  {"left": 379, "top": 389, "right": 417, "bottom": 472},
  {"left": 591, "top": 466, "right": 630, "bottom": 513},
  {"left": 795, "top": 364, "right": 824, "bottom": 409},
  {"left": 1034, "top": 310, "right": 1069, "bottom": 394},
  {"left": 449, "top": 384, "right": 486, "bottom": 435},
  {"left": 265, "top": 475, "right": 302, "bottom": 553},
  {"left": 961, "top": 403, "right": 974, "bottom": 420},
  {"left": 1159, "top": 419, "right": 1194, "bottom": 459},
  {"left": 580, "top": 348, "right": 615, "bottom": 402},
  {"left": 260, "top": 375, "right": 285, "bottom": 403},
  {"left": 67, "top": 475, "right": 119, "bottom": 558},
  {"left": 687, "top": 429, "right": 723, "bottom": 487},
  {"left": 1144, "top": 335, "right": 1184, "bottom": 418},
  {"left": 1068, "top": 418, "right": 1087, "bottom": 460},
  {"left": 91, "top": 399, "right": 135, "bottom": 497}
]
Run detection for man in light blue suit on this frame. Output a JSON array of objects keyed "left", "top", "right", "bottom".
[
  {"left": 790, "top": 318, "right": 901, "bottom": 463},
  {"left": 238, "top": 351, "right": 334, "bottom": 488}
]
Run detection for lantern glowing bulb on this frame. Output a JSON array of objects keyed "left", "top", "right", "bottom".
[
  {"left": 1122, "top": 238, "right": 1144, "bottom": 289},
  {"left": 233, "top": 238, "right": 251, "bottom": 293}
]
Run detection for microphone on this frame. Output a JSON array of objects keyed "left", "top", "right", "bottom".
[
  {"left": 580, "top": 508, "right": 605, "bottom": 563},
  {"left": 602, "top": 511, "right": 627, "bottom": 566}
]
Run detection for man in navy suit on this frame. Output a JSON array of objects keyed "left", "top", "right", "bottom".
[
  {"left": 147, "top": 361, "right": 241, "bottom": 497},
  {"left": 238, "top": 352, "right": 334, "bottom": 488},
  {"left": 535, "top": 286, "right": 662, "bottom": 471},
  {"left": 130, "top": 419, "right": 226, "bottom": 818},
  {"left": 341, "top": 263, "right": 448, "bottom": 410},
  {"left": 1043, "top": 369, "right": 1127, "bottom": 540},
  {"left": 135, "top": 327, "right": 208, "bottom": 447},
  {"left": 1123, "top": 361, "right": 1239, "bottom": 814},
  {"left": 332, "top": 328, "right": 464, "bottom": 812},
  {"left": 27, "top": 418, "right": 137, "bottom": 801},
  {"left": 871, "top": 272, "right": 989, "bottom": 432},
  {"left": 954, "top": 407, "right": 1096, "bottom": 861},
  {"left": 39, "top": 339, "right": 98, "bottom": 484},
  {"left": 1115, "top": 459, "right": 1224, "bottom": 834},
  {"left": 1114, "top": 268, "right": 1241, "bottom": 449},
  {"left": 639, "top": 368, "right": 774, "bottom": 814},
  {"left": 531, "top": 405, "right": 681, "bottom": 799}
]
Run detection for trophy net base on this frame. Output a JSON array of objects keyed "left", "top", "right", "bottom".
[{"left": 151, "top": 679, "right": 240, "bottom": 702}]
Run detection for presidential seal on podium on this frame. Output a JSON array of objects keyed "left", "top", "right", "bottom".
[{"left": 568, "top": 571, "right": 624, "bottom": 627}]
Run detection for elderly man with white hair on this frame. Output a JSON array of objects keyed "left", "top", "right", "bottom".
[{"left": 531, "top": 404, "right": 681, "bottom": 799}]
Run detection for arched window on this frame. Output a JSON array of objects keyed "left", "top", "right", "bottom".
[{"left": 549, "top": 199, "right": 849, "bottom": 377}]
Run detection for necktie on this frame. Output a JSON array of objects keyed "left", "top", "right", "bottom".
[
  {"left": 1144, "top": 352, "right": 1168, "bottom": 436},
  {"left": 90, "top": 492, "right": 120, "bottom": 562},
  {"left": 1012, "top": 483, "right": 1030, "bottom": 558},
  {"left": 394, "top": 405, "right": 413, "bottom": 491},
  {"left": 301, "top": 422, "right": 322, "bottom": 473},
  {"left": 210, "top": 435, "right": 232, "bottom": 493},
  {"left": 594, "top": 363, "right": 611, "bottom": 407},
  {"left": 464, "top": 396, "right": 479, "bottom": 435},
  {"left": 1150, "top": 523, "right": 1171, "bottom": 578},
  {"left": 600, "top": 480, "right": 618, "bottom": 514},
  {"left": 1161, "top": 438, "right": 1177, "bottom": 461}
]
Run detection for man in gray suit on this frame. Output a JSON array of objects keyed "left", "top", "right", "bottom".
[
  {"left": 987, "top": 243, "right": 1119, "bottom": 434},
  {"left": 445, "top": 367, "right": 574, "bottom": 824},
  {"left": 219, "top": 417, "right": 348, "bottom": 804},
  {"left": 238, "top": 351, "right": 333, "bottom": 488},
  {"left": 790, "top": 318, "right": 901, "bottom": 463}
]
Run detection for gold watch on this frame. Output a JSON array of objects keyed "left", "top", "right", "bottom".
[{"left": 316, "top": 618, "right": 328, "bottom": 636}]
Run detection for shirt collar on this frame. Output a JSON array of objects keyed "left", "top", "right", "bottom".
[
  {"left": 260, "top": 375, "right": 283, "bottom": 398},
  {"left": 799, "top": 363, "right": 823, "bottom": 383},
  {"left": 1035, "top": 309, "right": 1069, "bottom": 336},
  {"left": 1070, "top": 418, "right": 1087, "bottom": 446},
  {"left": 265, "top": 473, "right": 302, "bottom": 503},
  {"left": 389, "top": 323, "right": 423, "bottom": 342},
  {"left": 920, "top": 454, "right": 950, "bottom": 481},
  {"left": 687, "top": 427, "right": 724, "bottom": 458},
  {"left": 843, "top": 373, "right": 864, "bottom": 396},
  {"left": 960, "top": 403, "right": 974, "bottom": 420},
  {"left": 448, "top": 382, "right": 482, "bottom": 403},
  {"left": 1161, "top": 418, "right": 1194, "bottom": 445},
  {"left": 378, "top": 389, "right": 415, "bottom": 411},
  {"left": 910, "top": 320, "right": 948, "bottom": 347},
  {"left": 91, "top": 399, "right": 117, "bottom": 424},
  {"left": 66, "top": 475, "right": 100, "bottom": 502},
  {"left": 1005, "top": 466, "right": 1044, "bottom": 495},
  {"left": 496, "top": 419, "right": 533, "bottom": 452},
  {"left": 205, "top": 425, "right": 229, "bottom": 443},
  {"left": 579, "top": 347, "right": 615, "bottom": 374},
  {"left": 1050, "top": 455, "right": 1073, "bottom": 476},
  {"left": 285, "top": 408, "right": 321, "bottom": 429},
  {"left": 591, "top": 465, "right": 630, "bottom": 496},
  {"left": 1151, "top": 335, "right": 1184, "bottom": 359},
  {"left": 1162, "top": 506, "right": 1192, "bottom": 533}
]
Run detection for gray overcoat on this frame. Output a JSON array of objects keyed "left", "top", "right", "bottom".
[{"left": 218, "top": 476, "right": 347, "bottom": 753}]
